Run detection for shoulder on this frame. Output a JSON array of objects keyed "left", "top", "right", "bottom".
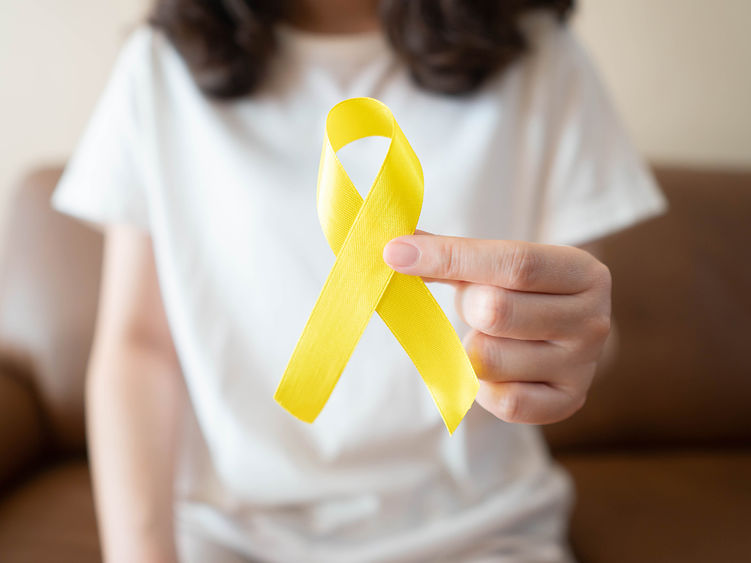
[
  {"left": 519, "top": 10, "right": 588, "bottom": 71},
  {"left": 108, "top": 24, "right": 196, "bottom": 98},
  {"left": 115, "top": 24, "right": 181, "bottom": 67},
  {"left": 515, "top": 10, "right": 605, "bottom": 102},
  {"left": 110, "top": 25, "right": 162, "bottom": 77},
  {"left": 477, "top": 8, "right": 617, "bottom": 139}
]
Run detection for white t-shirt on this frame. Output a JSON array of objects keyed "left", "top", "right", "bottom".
[{"left": 52, "top": 12, "right": 666, "bottom": 563}]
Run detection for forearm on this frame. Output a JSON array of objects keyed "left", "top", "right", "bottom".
[{"left": 87, "top": 340, "right": 185, "bottom": 563}]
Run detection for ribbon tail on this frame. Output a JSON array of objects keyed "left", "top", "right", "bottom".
[
  {"left": 376, "top": 272, "right": 479, "bottom": 434},
  {"left": 275, "top": 259, "right": 395, "bottom": 423}
]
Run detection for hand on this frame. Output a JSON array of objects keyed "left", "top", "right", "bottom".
[{"left": 383, "top": 233, "right": 612, "bottom": 424}]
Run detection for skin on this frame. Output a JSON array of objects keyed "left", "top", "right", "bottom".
[
  {"left": 288, "top": 0, "right": 381, "bottom": 33},
  {"left": 88, "top": 2, "right": 612, "bottom": 561},
  {"left": 384, "top": 234, "right": 611, "bottom": 425},
  {"left": 89, "top": 226, "right": 183, "bottom": 563}
]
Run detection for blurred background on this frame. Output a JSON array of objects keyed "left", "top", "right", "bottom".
[{"left": 0, "top": 1, "right": 749, "bottom": 562}]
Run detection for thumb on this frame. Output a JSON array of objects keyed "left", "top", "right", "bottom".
[{"left": 383, "top": 229, "right": 462, "bottom": 287}]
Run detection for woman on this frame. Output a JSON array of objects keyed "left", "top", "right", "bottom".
[{"left": 52, "top": 1, "right": 666, "bottom": 561}]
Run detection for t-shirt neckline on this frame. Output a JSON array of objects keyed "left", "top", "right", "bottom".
[{"left": 274, "top": 22, "right": 389, "bottom": 64}]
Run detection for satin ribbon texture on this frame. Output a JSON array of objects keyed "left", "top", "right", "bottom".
[{"left": 274, "top": 97, "right": 479, "bottom": 434}]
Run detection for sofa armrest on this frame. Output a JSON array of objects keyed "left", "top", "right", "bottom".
[{"left": 0, "top": 357, "right": 48, "bottom": 490}]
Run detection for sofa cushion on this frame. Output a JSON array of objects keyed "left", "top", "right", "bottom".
[
  {"left": 0, "top": 168, "right": 103, "bottom": 454},
  {"left": 560, "top": 450, "right": 751, "bottom": 563},
  {"left": 0, "top": 459, "right": 100, "bottom": 562},
  {"left": 0, "top": 358, "right": 47, "bottom": 490},
  {"left": 545, "top": 168, "right": 751, "bottom": 451}
]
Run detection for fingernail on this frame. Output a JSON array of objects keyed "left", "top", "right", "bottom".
[{"left": 383, "top": 241, "right": 420, "bottom": 268}]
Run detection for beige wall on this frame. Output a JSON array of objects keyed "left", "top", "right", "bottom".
[
  {"left": 0, "top": 0, "right": 149, "bottom": 224},
  {"left": 575, "top": 0, "right": 751, "bottom": 169},
  {"left": 1, "top": 0, "right": 749, "bottom": 228}
]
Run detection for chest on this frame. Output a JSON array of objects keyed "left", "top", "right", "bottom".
[
  {"left": 147, "top": 93, "right": 545, "bottom": 450},
  {"left": 150, "top": 93, "right": 539, "bottom": 343}
]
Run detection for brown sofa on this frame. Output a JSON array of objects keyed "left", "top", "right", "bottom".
[{"left": 0, "top": 166, "right": 749, "bottom": 562}]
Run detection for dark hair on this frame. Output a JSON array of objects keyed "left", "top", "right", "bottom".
[{"left": 150, "top": 0, "right": 574, "bottom": 99}]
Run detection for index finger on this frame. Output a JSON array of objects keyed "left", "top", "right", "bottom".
[{"left": 383, "top": 234, "right": 601, "bottom": 294}]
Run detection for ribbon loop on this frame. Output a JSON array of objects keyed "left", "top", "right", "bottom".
[{"left": 275, "top": 97, "right": 479, "bottom": 434}]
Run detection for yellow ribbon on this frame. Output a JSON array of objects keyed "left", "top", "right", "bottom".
[{"left": 274, "top": 97, "right": 479, "bottom": 434}]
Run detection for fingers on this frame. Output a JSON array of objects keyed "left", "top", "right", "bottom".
[
  {"left": 381, "top": 232, "right": 610, "bottom": 425},
  {"left": 464, "top": 330, "right": 573, "bottom": 383},
  {"left": 475, "top": 379, "right": 592, "bottom": 425},
  {"left": 464, "top": 330, "right": 598, "bottom": 390},
  {"left": 464, "top": 330, "right": 597, "bottom": 424},
  {"left": 455, "top": 283, "right": 609, "bottom": 344},
  {"left": 383, "top": 234, "right": 606, "bottom": 293}
]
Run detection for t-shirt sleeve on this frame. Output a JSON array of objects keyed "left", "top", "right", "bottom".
[
  {"left": 531, "top": 22, "right": 668, "bottom": 247},
  {"left": 51, "top": 28, "right": 154, "bottom": 231}
]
